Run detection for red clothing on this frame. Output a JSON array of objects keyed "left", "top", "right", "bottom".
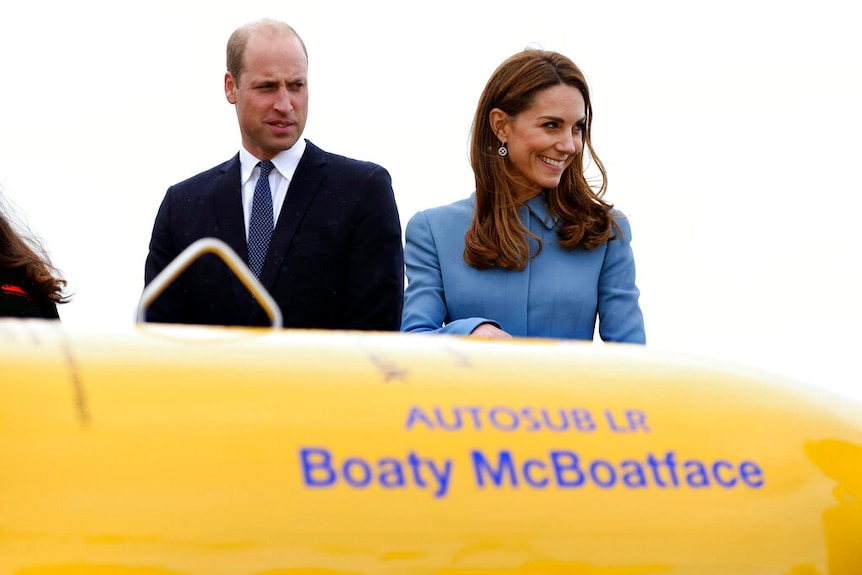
[{"left": 0, "top": 274, "right": 60, "bottom": 319}]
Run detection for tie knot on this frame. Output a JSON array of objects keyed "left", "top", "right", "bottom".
[{"left": 258, "top": 160, "right": 274, "bottom": 177}]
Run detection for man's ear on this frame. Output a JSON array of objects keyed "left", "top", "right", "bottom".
[
  {"left": 489, "top": 108, "right": 510, "bottom": 141},
  {"left": 225, "top": 72, "right": 237, "bottom": 104}
]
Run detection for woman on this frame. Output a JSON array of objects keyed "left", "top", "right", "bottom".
[
  {"left": 0, "top": 192, "right": 68, "bottom": 319},
  {"left": 401, "top": 49, "right": 645, "bottom": 343}
]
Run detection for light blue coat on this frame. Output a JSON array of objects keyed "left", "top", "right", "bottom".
[{"left": 400, "top": 193, "right": 645, "bottom": 343}]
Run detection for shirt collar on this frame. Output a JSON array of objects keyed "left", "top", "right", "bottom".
[{"left": 239, "top": 138, "right": 307, "bottom": 184}]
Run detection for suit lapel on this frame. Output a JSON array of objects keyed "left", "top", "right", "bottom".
[
  {"left": 257, "top": 142, "right": 327, "bottom": 290},
  {"left": 211, "top": 155, "right": 256, "bottom": 316},
  {"left": 213, "top": 155, "right": 246, "bottom": 256}
]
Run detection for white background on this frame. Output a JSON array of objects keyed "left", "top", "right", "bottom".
[{"left": 1, "top": 1, "right": 859, "bottom": 402}]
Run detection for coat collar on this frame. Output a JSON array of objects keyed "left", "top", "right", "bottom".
[
  {"left": 248, "top": 140, "right": 327, "bottom": 323},
  {"left": 210, "top": 142, "right": 328, "bottom": 323},
  {"left": 522, "top": 191, "right": 557, "bottom": 231}
]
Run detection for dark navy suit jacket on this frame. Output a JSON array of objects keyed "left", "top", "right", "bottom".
[{"left": 144, "top": 140, "right": 403, "bottom": 330}]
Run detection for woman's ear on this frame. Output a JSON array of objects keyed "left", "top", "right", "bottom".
[{"left": 489, "top": 108, "right": 510, "bottom": 141}]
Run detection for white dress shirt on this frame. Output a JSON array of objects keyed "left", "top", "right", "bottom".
[{"left": 239, "top": 139, "right": 307, "bottom": 238}]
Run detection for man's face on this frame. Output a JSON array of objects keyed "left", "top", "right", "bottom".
[{"left": 224, "top": 31, "right": 308, "bottom": 160}]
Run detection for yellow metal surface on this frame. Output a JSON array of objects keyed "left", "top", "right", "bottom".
[{"left": 1, "top": 319, "right": 860, "bottom": 574}]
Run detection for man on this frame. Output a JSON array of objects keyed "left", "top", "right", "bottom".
[{"left": 144, "top": 19, "right": 403, "bottom": 329}]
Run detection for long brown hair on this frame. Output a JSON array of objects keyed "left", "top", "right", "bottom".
[
  {"left": 0, "top": 195, "right": 68, "bottom": 305},
  {"left": 465, "top": 49, "right": 617, "bottom": 271}
]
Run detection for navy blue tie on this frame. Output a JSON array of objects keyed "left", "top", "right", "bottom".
[{"left": 248, "top": 160, "right": 274, "bottom": 278}]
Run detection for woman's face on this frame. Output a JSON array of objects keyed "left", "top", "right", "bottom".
[{"left": 492, "top": 83, "right": 586, "bottom": 200}]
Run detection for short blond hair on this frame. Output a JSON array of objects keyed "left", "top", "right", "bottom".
[{"left": 226, "top": 18, "right": 307, "bottom": 82}]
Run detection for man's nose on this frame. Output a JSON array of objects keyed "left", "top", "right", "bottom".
[{"left": 273, "top": 87, "right": 293, "bottom": 112}]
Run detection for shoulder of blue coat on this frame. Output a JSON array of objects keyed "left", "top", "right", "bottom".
[
  {"left": 412, "top": 196, "right": 474, "bottom": 223},
  {"left": 610, "top": 208, "right": 634, "bottom": 241}
]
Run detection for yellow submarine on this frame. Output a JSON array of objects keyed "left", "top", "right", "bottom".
[{"left": 1, "top": 239, "right": 860, "bottom": 574}]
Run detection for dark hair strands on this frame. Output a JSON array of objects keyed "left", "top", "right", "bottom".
[{"left": 0, "top": 207, "right": 69, "bottom": 305}]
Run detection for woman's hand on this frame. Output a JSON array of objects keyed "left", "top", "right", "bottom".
[{"left": 469, "top": 323, "right": 512, "bottom": 339}]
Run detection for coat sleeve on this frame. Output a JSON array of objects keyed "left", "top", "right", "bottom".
[
  {"left": 597, "top": 214, "right": 646, "bottom": 344},
  {"left": 143, "top": 189, "right": 187, "bottom": 324},
  {"left": 341, "top": 164, "right": 405, "bottom": 331},
  {"left": 400, "top": 210, "right": 498, "bottom": 336}
]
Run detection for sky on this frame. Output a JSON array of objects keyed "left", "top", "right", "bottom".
[{"left": 1, "top": 1, "right": 860, "bottom": 402}]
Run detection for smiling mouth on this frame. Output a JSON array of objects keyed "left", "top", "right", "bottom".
[{"left": 540, "top": 156, "right": 566, "bottom": 168}]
